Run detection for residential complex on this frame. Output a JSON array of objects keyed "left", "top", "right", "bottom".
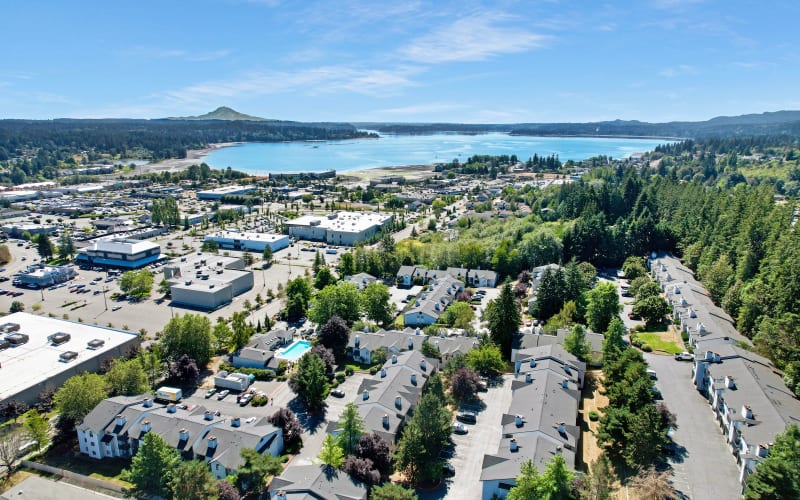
[
  {"left": 396, "top": 265, "right": 498, "bottom": 288},
  {"left": 78, "top": 394, "right": 283, "bottom": 479},
  {"left": 403, "top": 275, "right": 464, "bottom": 326}
]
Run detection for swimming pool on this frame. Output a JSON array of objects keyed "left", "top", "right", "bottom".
[{"left": 277, "top": 340, "right": 312, "bottom": 362}]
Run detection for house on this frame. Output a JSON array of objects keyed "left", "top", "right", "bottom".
[
  {"left": 345, "top": 272, "right": 378, "bottom": 290},
  {"left": 269, "top": 465, "right": 368, "bottom": 499},
  {"left": 692, "top": 338, "right": 800, "bottom": 487},
  {"left": 403, "top": 276, "right": 464, "bottom": 326},
  {"left": 481, "top": 359, "right": 581, "bottom": 498},
  {"left": 194, "top": 417, "right": 283, "bottom": 480},
  {"left": 232, "top": 330, "right": 293, "bottom": 369},
  {"left": 512, "top": 328, "right": 604, "bottom": 364},
  {"left": 350, "top": 350, "right": 439, "bottom": 443},
  {"left": 396, "top": 266, "right": 498, "bottom": 289},
  {"left": 512, "top": 344, "right": 586, "bottom": 388},
  {"left": 396, "top": 265, "right": 420, "bottom": 286},
  {"left": 446, "top": 267, "right": 499, "bottom": 287},
  {"left": 347, "top": 328, "right": 427, "bottom": 364}
]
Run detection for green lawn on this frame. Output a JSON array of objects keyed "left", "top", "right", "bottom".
[
  {"left": 36, "top": 444, "right": 132, "bottom": 487},
  {"left": 635, "top": 332, "right": 683, "bottom": 355}
]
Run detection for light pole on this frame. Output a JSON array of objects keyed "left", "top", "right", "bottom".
[{"left": 102, "top": 286, "right": 108, "bottom": 311}]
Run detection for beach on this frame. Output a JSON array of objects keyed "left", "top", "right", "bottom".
[{"left": 137, "top": 142, "right": 241, "bottom": 174}]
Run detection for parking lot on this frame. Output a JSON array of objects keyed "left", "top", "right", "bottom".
[
  {"left": 420, "top": 374, "right": 513, "bottom": 500},
  {"left": 645, "top": 353, "right": 742, "bottom": 499}
]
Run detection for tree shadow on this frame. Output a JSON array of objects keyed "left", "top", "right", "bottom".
[{"left": 287, "top": 396, "right": 325, "bottom": 433}]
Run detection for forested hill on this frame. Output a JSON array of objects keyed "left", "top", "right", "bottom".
[
  {"left": 0, "top": 119, "right": 375, "bottom": 179},
  {"left": 356, "top": 110, "right": 800, "bottom": 138}
]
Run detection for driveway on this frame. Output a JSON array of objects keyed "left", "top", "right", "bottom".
[
  {"left": 419, "top": 374, "right": 513, "bottom": 500},
  {"left": 645, "top": 353, "right": 742, "bottom": 499}
]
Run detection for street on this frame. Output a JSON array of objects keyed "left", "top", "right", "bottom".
[{"left": 645, "top": 353, "right": 742, "bottom": 499}]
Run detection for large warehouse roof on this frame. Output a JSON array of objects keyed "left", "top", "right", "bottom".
[{"left": 0, "top": 313, "right": 139, "bottom": 402}]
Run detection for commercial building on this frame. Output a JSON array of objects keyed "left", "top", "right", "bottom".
[
  {"left": 0, "top": 313, "right": 140, "bottom": 406},
  {"left": 163, "top": 253, "right": 254, "bottom": 310},
  {"left": 78, "top": 395, "right": 283, "bottom": 480},
  {"left": 17, "top": 264, "right": 77, "bottom": 287},
  {"left": 203, "top": 231, "right": 289, "bottom": 253},
  {"left": 287, "top": 212, "right": 393, "bottom": 246},
  {"left": 76, "top": 238, "right": 162, "bottom": 269},
  {"left": 0, "top": 223, "right": 57, "bottom": 238},
  {"left": 197, "top": 185, "right": 254, "bottom": 200}
]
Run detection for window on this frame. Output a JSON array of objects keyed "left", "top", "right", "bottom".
[{"left": 499, "top": 482, "right": 515, "bottom": 490}]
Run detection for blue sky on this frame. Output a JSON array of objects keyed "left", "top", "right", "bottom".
[{"left": 2, "top": 0, "right": 799, "bottom": 122}]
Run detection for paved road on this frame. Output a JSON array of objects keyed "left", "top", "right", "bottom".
[
  {"left": 420, "top": 374, "right": 513, "bottom": 500},
  {"left": 645, "top": 353, "right": 742, "bottom": 499}
]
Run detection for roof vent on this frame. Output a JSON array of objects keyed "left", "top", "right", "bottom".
[
  {"left": 87, "top": 339, "right": 105, "bottom": 349},
  {"left": 5, "top": 333, "right": 29, "bottom": 345},
  {"left": 48, "top": 332, "right": 71, "bottom": 345},
  {"left": 59, "top": 351, "right": 78, "bottom": 362}
]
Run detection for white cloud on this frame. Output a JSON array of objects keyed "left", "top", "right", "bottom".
[
  {"left": 160, "top": 65, "right": 422, "bottom": 105},
  {"left": 400, "top": 13, "right": 548, "bottom": 64},
  {"left": 659, "top": 64, "right": 698, "bottom": 77}
]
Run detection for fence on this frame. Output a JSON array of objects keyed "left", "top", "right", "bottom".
[{"left": 21, "top": 460, "right": 125, "bottom": 493}]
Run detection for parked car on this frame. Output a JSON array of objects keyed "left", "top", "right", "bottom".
[
  {"left": 239, "top": 393, "right": 254, "bottom": 406},
  {"left": 217, "top": 389, "right": 230, "bottom": 400},
  {"left": 452, "top": 423, "right": 468, "bottom": 434},
  {"left": 330, "top": 388, "right": 345, "bottom": 398},
  {"left": 442, "top": 463, "right": 456, "bottom": 476},
  {"left": 674, "top": 352, "right": 693, "bottom": 361},
  {"left": 647, "top": 369, "right": 658, "bottom": 380},
  {"left": 456, "top": 411, "right": 477, "bottom": 423},
  {"left": 205, "top": 388, "right": 217, "bottom": 399}
]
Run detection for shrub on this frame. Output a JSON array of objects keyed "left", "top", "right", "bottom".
[
  {"left": 330, "top": 380, "right": 340, "bottom": 388},
  {"left": 369, "top": 366, "right": 379, "bottom": 375},
  {"left": 250, "top": 394, "right": 268, "bottom": 407},
  {"left": 641, "top": 343, "right": 653, "bottom": 352},
  {"left": 335, "top": 372, "right": 346, "bottom": 383},
  {"left": 588, "top": 410, "right": 600, "bottom": 421},
  {"left": 345, "top": 366, "right": 354, "bottom": 376},
  {"left": 681, "top": 331, "right": 689, "bottom": 342}
]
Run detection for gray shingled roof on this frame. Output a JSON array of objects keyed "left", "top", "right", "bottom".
[
  {"left": 269, "top": 464, "right": 367, "bottom": 500},
  {"left": 481, "top": 434, "right": 576, "bottom": 482}
]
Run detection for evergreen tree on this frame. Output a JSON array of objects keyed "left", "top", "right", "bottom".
[
  {"left": 170, "top": 459, "right": 216, "bottom": 500},
  {"left": 602, "top": 318, "right": 627, "bottom": 366},
  {"left": 124, "top": 432, "right": 179, "bottom": 498},
  {"left": 57, "top": 231, "right": 75, "bottom": 260},
  {"left": 36, "top": 234, "right": 53, "bottom": 260},
  {"left": 337, "top": 403, "right": 365, "bottom": 456},
  {"left": 744, "top": 424, "right": 800, "bottom": 499},
  {"left": 585, "top": 282, "right": 620, "bottom": 333},
  {"left": 486, "top": 281, "right": 521, "bottom": 359},
  {"left": 371, "top": 482, "right": 418, "bottom": 500},
  {"left": 235, "top": 448, "right": 282, "bottom": 494},
  {"left": 288, "top": 352, "right": 328, "bottom": 411}
]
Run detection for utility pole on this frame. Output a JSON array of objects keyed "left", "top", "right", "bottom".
[{"left": 102, "top": 286, "right": 108, "bottom": 311}]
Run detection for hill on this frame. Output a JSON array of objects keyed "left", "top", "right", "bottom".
[{"left": 166, "top": 106, "right": 270, "bottom": 121}]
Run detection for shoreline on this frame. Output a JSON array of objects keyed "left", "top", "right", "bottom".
[{"left": 139, "top": 142, "right": 437, "bottom": 181}]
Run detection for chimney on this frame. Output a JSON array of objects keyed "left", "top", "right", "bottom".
[
  {"left": 395, "top": 396, "right": 402, "bottom": 410},
  {"left": 364, "top": 325, "right": 369, "bottom": 333},
  {"left": 231, "top": 417, "right": 241, "bottom": 427},
  {"left": 705, "top": 351, "right": 713, "bottom": 361},
  {"left": 415, "top": 328, "right": 421, "bottom": 335},
  {"left": 435, "top": 341, "right": 440, "bottom": 351},
  {"left": 141, "top": 420, "right": 151, "bottom": 433},
  {"left": 529, "top": 359, "right": 536, "bottom": 368},
  {"left": 515, "top": 415, "right": 523, "bottom": 427},
  {"left": 355, "top": 335, "right": 360, "bottom": 348},
  {"left": 204, "top": 411, "right": 214, "bottom": 421},
  {"left": 525, "top": 373, "right": 532, "bottom": 383},
  {"left": 363, "top": 390, "right": 369, "bottom": 400},
  {"left": 143, "top": 398, "right": 153, "bottom": 408},
  {"left": 277, "top": 490, "right": 287, "bottom": 500},
  {"left": 757, "top": 444, "right": 770, "bottom": 458},
  {"left": 167, "top": 403, "right": 177, "bottom": 413},
  {"left": 434, "top": 303, "right": 440, "bottom": 311},
  {"left": 179, "top": 428, "right": 189, "bottom": 441},
  {"left": 380, "top": 368, "right": 386, "bottom": 378},
  {"left": 408, "top": 338, "right": 414, "bottom": 350},
  {"left": 420, "top": 359, "right": 427, "bottom": 371},
  {"left": 207, "top": 435, "right": 217, "bottom": 449},
  {"left": 557, "top": 422, "right": 565, "bottom": 434},
  {"left": 725, "top": 375, "right": 736, "bottom": 389},
  {"left": 563, "top": 365, "right": 571, "bottom": 375},
  {"left": 742, "top": 405, "right": 753, "bottom": 419},
  {"left": 510, "top": 438, "right": 518, "bottom": 452},
  {"left": 382, "top": 414, "right": 390, "bottom": 429},
  {"left": 411, "top": 374, "right": 418, "bottom": 385},
  {"left": 392, "top": 355, "right": 398, "bottom": 364},
  {"left": 115, "top": 414, "right": 126, "bottom": 427},
  {"left": 561, "top": 379, "right": 569, "bottom": 389},
  {"left": 689, "top": 308, "right": 696, "bottom": 318}
]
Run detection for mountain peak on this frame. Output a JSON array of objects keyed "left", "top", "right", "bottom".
[{"left": 166, "top": 106, "right": 269, "bottom": 121}]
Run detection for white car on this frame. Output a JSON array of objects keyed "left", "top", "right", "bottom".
[{"left": 674, "top": 352, "right": 693, "bottom": 361}]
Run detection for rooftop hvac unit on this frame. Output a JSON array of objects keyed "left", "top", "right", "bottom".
[
  {"left": 0, "top": 339, "right": 10, "bottom": 350},
  {"left": 87, "top": 339, "right": 105, "bottom": 349},
  {"left": 0, "top": 323, "right": 21, "bottom": 333},
  {"left": 59, "top": 351, "right": 79, "bottom": 362},
  {"left": 5, "top": 333, "right": 29, "bottom": 345},
  {"left": 48, "top": 332, "right": 71, "bottom": 345}
]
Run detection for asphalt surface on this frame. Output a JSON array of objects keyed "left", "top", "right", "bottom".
[{"left": 645, "top": 353, "right": 742, "bottom": 499}]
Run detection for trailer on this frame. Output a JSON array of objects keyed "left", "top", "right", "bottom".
[{"left": 155, "top": 386, "right": 183, "bottom": 402}]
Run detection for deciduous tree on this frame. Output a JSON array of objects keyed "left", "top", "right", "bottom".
[
  {"left": 337, "top": 403, "right": 365, "bottom": 456},
  {"left": 585, "top": 282, "right": 620, "bottom": 333},
  {"left": 170, "top": 459, "right": 217, "bottom": 500},
  {"left": 289, "top": 352, "right": 329, "bottom": 411},
  {"left": 54, "top": 372, "right": 108, "bottom": 422},
  {"left": 318, "top": 434, "right": 344, "bottom": 468}
]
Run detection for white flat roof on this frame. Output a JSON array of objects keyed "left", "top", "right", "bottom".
[
  {"left": 85, "top": 238, "right": 160, "bottom": 255},
  {"left": 206, "top": 231, "right": 288, "bottom": 243},
  {"left": 289, "top": 212, "right": 392, "bottom": 233},
  {"left": 197, "top": 185, "right": 253, "bottom": 195},
  {"left": 0, "top": 313, "right": 139, "bottom": 401}
]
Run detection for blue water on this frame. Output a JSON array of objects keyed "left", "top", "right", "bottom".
[
  {"left": 203, "top": 133, "right": 670, "bottom": 174},
  {"left": 277, "top": 340, "right": 312, "bottom": 362}
]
